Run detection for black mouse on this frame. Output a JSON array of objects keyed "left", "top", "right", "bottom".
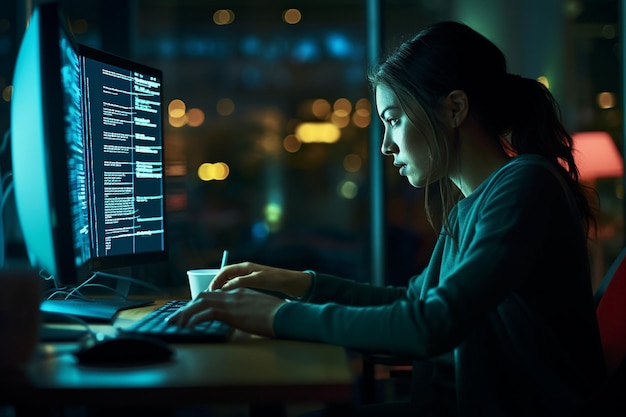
[{"left": 74, "top": 333, "right": 175, "bottom": 366}]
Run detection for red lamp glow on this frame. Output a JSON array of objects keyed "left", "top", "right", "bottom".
[{"left": 572, "top": 131, "right": 624, "bottom": 181}]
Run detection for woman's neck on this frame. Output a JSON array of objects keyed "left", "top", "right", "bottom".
[{"left": 449, "top": 123, "right": 510, "bottom": 197}]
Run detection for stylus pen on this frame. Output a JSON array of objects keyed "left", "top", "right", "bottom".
[{"left": 221, "top": 250, "right": 229, "bottom": 269}]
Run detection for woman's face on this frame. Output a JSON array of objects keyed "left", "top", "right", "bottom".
[{"left": 376, "top": 83, "right": 439, "bottom": 188}]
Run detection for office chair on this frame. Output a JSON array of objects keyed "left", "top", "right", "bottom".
[
  {"left": 359, "top": 352, "right": 412, "bottom": 404},
  {"left": 595, "top": 245, "right": 626, "bottom": 375},
  {"left": 584, "top": 245, "right": 626, "bottom": 416}
]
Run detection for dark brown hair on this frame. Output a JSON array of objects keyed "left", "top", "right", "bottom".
[{"left": 368, "top": 21, "right": 597, "bottom": 239}]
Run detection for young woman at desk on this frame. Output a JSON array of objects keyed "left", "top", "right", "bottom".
[{"left": 168, "top": 21, "right": 606, "bottom": 417}]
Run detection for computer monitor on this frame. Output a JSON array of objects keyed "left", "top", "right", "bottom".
[
  {"left": 10, "top": 2, "right": 167, "bottom": 309},
  {"left": 78, "top": 43, "right": 167, "bottom": 277},
  {"left": 11, "top": 2, "right": 87, "bottom": 288}
]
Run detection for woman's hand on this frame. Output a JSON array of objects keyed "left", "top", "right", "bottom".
[
  {"left": 210, "top": 262, "right": 312, "bottom": 298},
  {"left": 166, "top": 288, "right": 287, "bottom": 337}
]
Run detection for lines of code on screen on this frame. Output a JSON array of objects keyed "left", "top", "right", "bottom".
[{"left": 81, "top": 56, "right": 165, "bottom": 259}]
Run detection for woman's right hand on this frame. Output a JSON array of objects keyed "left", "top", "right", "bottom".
[{"left": 210, "top": 262, "right": 312, "bottom": 299}]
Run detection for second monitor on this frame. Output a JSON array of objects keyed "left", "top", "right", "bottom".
[
  {"left": 10, "top": 3, "right": 168, "bottom": 318},
  {"left": 79, "top": 43, "right": 167, "bottom": 274}
]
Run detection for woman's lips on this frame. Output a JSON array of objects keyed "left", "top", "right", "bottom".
[{"left": 394, "top": 163, "right": 407, "bottom": 175}]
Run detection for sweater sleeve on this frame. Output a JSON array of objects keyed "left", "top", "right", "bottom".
[
  {"left": 275, "top": 271, "right": 441, "bottom": 357},
  {"left": 275, "top": 156, "right": 588, "bottom": 359},
  {"left": 300, "top": 270, "right": 414, "bottom": 305}
]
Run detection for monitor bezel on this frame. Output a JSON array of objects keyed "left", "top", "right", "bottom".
[{"left": 10, "top": 2, "right": 83, "bottom": 288}]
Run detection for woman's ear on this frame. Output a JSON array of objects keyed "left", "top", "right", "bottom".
[{"left": 445, "top": 89, "right": 468, "bottom": 128}]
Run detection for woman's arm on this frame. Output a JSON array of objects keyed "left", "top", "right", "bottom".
[
  {"left": 211, "top": 262, "right": 414, "bottom": 306},
  {"left": 302, "top": 271, "right": 414, "bottom": 305}
]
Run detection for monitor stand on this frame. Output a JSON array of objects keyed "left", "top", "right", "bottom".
[
  {"left": 40, "top": 297, "right": 154, "bottom": 323},
  {"left": 40, "top": 271, "right": 157, "bottom": 323}
]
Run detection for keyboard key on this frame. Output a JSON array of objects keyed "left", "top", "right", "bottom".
[{"left": 117, "top": 300, "right": 234, "bottom": 343}]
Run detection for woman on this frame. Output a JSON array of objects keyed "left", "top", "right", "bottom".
[{"left": 169, "top": 21, "right": 606, "bottom": 416}]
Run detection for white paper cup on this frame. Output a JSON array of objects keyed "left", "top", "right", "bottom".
[{"left": 187, "top": 268, "right": 220, "bottom": 299}]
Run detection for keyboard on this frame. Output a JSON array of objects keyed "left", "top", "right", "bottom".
[{"left": 117, "top": 299, "right": 234, "bottom": 343}]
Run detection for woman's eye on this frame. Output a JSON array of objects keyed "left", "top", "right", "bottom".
[{"left": 388, "top": 118, "right": 398, "bottom": 127}]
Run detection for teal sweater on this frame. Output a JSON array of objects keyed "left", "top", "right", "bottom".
[{"left": 274, "top": 154, "right": 606, "bottom": 416}]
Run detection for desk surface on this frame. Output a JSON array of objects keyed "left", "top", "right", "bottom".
[{"left": 2, "top": 301, "right": 354, "bottom": 408}]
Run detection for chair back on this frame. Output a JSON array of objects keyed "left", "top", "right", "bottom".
[{"left": 595, "top": 246, "right": 626, "bottom": 374}]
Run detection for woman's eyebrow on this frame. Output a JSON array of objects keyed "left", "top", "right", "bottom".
[{"left": 380, "top": 106, "right": 399, "bottom": 118}]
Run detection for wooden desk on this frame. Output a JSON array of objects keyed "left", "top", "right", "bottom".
[{"left": 1, "top": 302, "right": 355, "bottom": 415}]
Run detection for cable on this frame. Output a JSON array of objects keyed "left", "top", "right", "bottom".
[
  {"left": 94, "top": 271, "right": 166, "bottom": 295},
  {"left": 0, "top": 166, "right": 4, "bottom": 268},
  {"left": 43, "top": 270, "right": 166, "bottom": 302},
  {"left": 1, "top": 174, "right": 13, "bottom": 210},
  {"left": 45, "top": 288, "right": 91, "bottom": 302},
  {"left": 0, "top": 129, "right": 11, "bottom": 268},
  {"left": 39, "top": 268, "right": 63, "bottom": 292},
  {"left": 0, "top": 129, "right": 10, "bottom": 155},
  {"left": 0, "top": 174, "right": 13, "bottom": 270}
]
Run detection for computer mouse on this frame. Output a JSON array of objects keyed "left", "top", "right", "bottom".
[{"left": 74, "top": 333, "right": 175, "bottom": 367}]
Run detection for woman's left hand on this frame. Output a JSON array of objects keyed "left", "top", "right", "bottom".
[{"left": 165, "top": 288, "right": 287, "bottom": 337}]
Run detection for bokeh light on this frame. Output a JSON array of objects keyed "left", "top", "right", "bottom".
[
  {"left": 343, "top": 153, "right": 362, "bottom": 173},
  {"left": 338, "top": 180, "right": 358, "bottom": 199},
  {"left": 168, "top": 99, "right": 186, "bottom": 118},
  {"left": 213, "top": 9, "right": 235, "bottom": 25},
  {"left": 197, "top": 162, "right": 230, "bottom": 181},
  {"left": 217, "top": 98, "right": 235, "bottom": 116},
  {"left": 186, "top": 108, "right": 205, "bottom": 127},
  {"left": 598, "top": 92, "right": 616, "bottom": 109},
  {"left": 282, "top": 9, "right": 302, "bottom": 24},
  {"left": 283, "top": 134, "right": 301, "bottom": 153}
]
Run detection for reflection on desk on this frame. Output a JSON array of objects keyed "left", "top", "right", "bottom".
[{"left": 2, "top": 301, "right": 355, "bottom": 414}]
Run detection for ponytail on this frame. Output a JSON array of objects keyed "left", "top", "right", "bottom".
[{"left": 494, "top": 75, "right": 598, "bottom": 237}]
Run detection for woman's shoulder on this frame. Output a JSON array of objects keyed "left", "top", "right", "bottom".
[
  {"left": 502, "top": 154, "right": 554, "bottom": 172},
  {"left": 492, "top": 154, "right": 560, "bottom": 184},
  {"left": 456, "top": 154, "right": 565, "bottom": 213},
  {"left": 475, "top": 154, "right": 564, "bottom": 199}
]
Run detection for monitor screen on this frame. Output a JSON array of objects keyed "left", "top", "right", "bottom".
[
  {"left": 11, "top": 2, "right": 167, "bottom": 294},
  {"left": 78, "top": 44, "right": 167, "bottom": 274}
]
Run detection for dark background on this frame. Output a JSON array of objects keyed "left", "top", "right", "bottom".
[{"left": 0, "top": 0, "right": 622, "bottom": 296}]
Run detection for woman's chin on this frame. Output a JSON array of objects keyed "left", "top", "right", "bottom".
[{"left": 407, "top": 177, "right": 425, "bottom": 188}]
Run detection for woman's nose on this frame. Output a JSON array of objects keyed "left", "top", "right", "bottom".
[{"left": 381, "top": 133, "right": 395, "bottom": 155}]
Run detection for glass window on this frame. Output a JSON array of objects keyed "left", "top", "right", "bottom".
[{"left": 4, "top": 0, "right": 622, "bottom": 295}]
